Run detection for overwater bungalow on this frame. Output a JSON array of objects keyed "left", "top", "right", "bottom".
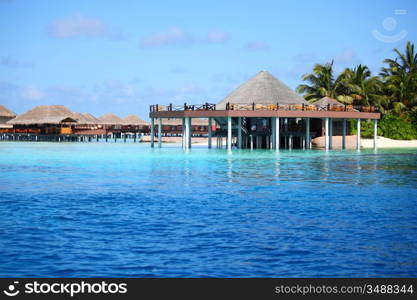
[
  {"left": 98, "top": 113, "right": 123, "bottom": 130},
  {"left": 122, "top": 114, "right": 149, "bottom": 133},
  {"left": 6, "top": 105, "right": 77, "bottom": 135},
  {"left": 0, "top": 105, "right": 16, "bottom": 132},
  {"left": 149, "top": 71, "right": 381, "bottom": 150}
]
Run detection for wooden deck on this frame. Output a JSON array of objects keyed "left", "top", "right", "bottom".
[{"left": 150, "top": 109, "right": 380, "bottom": 120}]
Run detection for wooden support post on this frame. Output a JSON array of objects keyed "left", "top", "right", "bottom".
[
  {"left": 227, "top": 116, "right": 232, "bottom": 151},
  {"left": 275, "top": 117, "right": 280, "bottom": 150},
  {"left": 150, "top": 118, "right": 155, "bottom": 148},
  {"left": 188, "top": 117, "right": 192, "bottom": 148},
  {"left": 208, "top": 117, "right": 212, "bottom": 149},
  {"left": 373, "top": 119, "right": 378, "bottom": 150},
  {"left": 237, "top": 117, "right": 242, "bottom": 149},
  {"left": 271, "top": 117, "right": 276, "bottom": 149},
  {"left": 357, "top": 118, "right": 361, "bottom": 150},
  {"left": 182, "top": 118, "right": 185, "bottom": 149},
  {"left": 342, "top": 119, "right": 346, "bottom": 150},
  {"left": 329, "top": 118, "right": 333, "bottom": 150},
  {"left": 306, "top": 118, "right": 310, "bottom": 149},
  {"left": 325, "top": 118, "right": 329, "bottom": 151},
  {"left": 184, "top": 117, "right": 191, "bottom": 149},
  {"left": 158, "top": 117, "right": 162, "bottom": 148}
]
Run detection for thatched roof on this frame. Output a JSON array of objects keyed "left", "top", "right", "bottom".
[
  {"left": 72, "top": 112, "right": 91, "bottom": 124},
  {"left": 71, "top": 112, "right": 102, "bottom": 125},
  {"left": 98, "top": 113, "right": 123, "bottom": 125},
  {"left": 0, "top": 105, "right": 16, "bottom": 118},
  {"left": 7, "top": 105, "right": 77, "bottom": 125},
  {"left": 217, "top": 70, "right": 307, "bottom": 109},
  {"left": 122, "top": 114, "right": 148, "bottom": 126},
  {"left": 313, "top": 97, "right": 345, "bottom": 107},
  {"left": 159, "top": 118, "right": 209, "bottom": 126},
  {"left": 83, "top": 113, "right": 102, "bottom": 124}
]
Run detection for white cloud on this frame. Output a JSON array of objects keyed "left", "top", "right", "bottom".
[
  {"left": 21, "top": 85, "right": 44, "bottom": 100},
  {"left": 243, "top": 41, "right": 269, "bottom": 51},
  {"left": 0, "top": 56, "right": 33, "bottom": 68},
  {"left": 206, "top": 30, "right": 229, "bottom": 43},
  {"left": 48, "top": 13, "right": 126, "bottom": 40},
  {"left": 139, "top": 27, "right": 230, "bottom": 48},
  {"left": 333, "top": 48, "right": 360, "bottom": 65},
  {"left": 140, "top": 27, "right": 193, "bottom": 47}
]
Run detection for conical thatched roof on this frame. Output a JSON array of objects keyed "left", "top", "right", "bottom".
[
  {"left": 7, "top": 105, "right": 77, "bottom": 125},
  {"left": 0, "top": 105, "right": 16, "bottom": 118},
  {"left": 122, "top": 114, "right": 148, "bottom": 125},
  {"left": 83, "top": 113, "right": 102, "bottom": 124},
  {"left": 217, "top": 71, "right": 307, "bottom": 109},
  {"left": 98, "top": 113, "right": 123, "bottom": 125},
  {"left": 313, "top": 97, "right": 345, "bottom": 107},
  {"left": 72, "top": 112, "right": 91, "bottom": 124}
]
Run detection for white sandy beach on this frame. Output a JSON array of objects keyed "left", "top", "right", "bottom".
[{"left": 361, "top": 136, "right": 417, "bottom": 148}]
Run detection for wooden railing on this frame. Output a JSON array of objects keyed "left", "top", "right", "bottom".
[
  {"left": 150, "top": 102, "right": 379, "bottom": 113},
  {"left": 150, "top": 103, "right": 216, "bottom": 112}
]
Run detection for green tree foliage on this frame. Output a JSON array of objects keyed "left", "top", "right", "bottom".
[
  {"left": 296, "top": 61, "right": 349, "bottom": 103},
  {"left": 297, "top": 41, "right": 417, "bottom": 140},
  {"left": 380, "top": 41, "right": 417, "bottom": 113}
]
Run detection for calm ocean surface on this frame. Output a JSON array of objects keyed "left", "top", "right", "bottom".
[{"left": 0, "top": 142, "right": 416, "bottom": 277}]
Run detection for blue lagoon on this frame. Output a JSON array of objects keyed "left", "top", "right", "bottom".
[{"left": 0, "top": 142, "right": 417, "bottom": 277}]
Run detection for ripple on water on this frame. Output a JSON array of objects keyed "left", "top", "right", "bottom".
[{"left": 0, "top": 143, "right": 416, "bottom": 277}]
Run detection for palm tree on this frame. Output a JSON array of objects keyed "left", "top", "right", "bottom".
[
  {"left": 296, "top": 61, "right": 350, "bottom": 103},
  {"left": 339, "top": 64, "right": 387, "bottom": 108},
  {"left": 380, "top": 41, "right": 417, "bottom": 113}
]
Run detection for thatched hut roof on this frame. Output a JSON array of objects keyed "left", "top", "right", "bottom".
[
  {"left": 98, "top": 113, "right": 123, "bottom": 125},
  {"left": 83, "top": 113, "right": 102, "bottom": 124},
  {"left": 217, "top": 70, "right": 307, "bottom": 109},
  {"left": 313, "top": 97, "right": 345, "bottom": 108},
  {"left": 72, "top": 112, "right": 91, "bottom": 124},
  {"left": 0, "top": 105, "right": 16, "bottom": 118},
  {"left": 160, "top": 118, "right": 209, "bottom": 126},
  {"left": 7, "top": 105, "right": 77, "bottom": 125},
  {"left": 122, "top": 114, "right": 148, "bottom": 126}
]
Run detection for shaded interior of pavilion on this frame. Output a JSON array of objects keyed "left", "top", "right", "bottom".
[{"left": 151, "top": 115, "right": 375, "bottom": 151}]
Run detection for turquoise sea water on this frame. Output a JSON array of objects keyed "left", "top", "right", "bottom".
[{"left": 0, "top": 142, "right": 417, "bottom": 277}]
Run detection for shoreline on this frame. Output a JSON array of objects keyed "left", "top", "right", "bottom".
[{"left": 141, "top": 135, "right": 417, "bottom": 148}]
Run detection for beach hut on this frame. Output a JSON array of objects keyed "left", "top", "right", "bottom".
[
  {"left": 98, "top": 113, "right": 124, "bottom": 137},
  {"left": 7, "top": 105, "right": 77, "bottom": 134},
  {"left": 149, "top": 70, "right": 381, "bottom": 150},
  {"left": 83, "top": 113, "right": 102, "bottom": 125},
  {"left": 0, "top": 105, "right": 16, "bottom": 132},
  {"left": 0, "top": 105, "right": 16, "bottom": 124},
  {"left": 122, "top": 114, "right": 149, "bottom": 133},
  {"left": 313, "top": 96, "right": 349, "bottom": 111},
  {"left": 98, "top": 114, "right": 123, "bottom": 126}
]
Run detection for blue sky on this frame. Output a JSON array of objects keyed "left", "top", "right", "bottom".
[{"left": 1, "top": 0, "right": 416, "bottom": 120}]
